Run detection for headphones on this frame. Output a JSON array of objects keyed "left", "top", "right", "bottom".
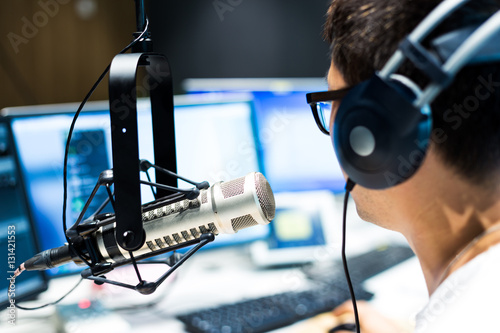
[{"left": 333, "top": 0, "right": 500, "bottom": 189}]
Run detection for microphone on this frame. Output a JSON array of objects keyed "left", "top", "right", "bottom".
[{"left": 20, "top": 172, "right": 275, "bottom": 272}]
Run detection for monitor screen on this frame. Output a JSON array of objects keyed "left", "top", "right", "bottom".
[
  {"left": 183, "top": 78, "right": 346, "bottom": 194},
  {"left": 0, "top": 122, "right": 48, "bottom": 309},
  {"left": 1, "top": 93, "right": 267, "bottom": 277},
  {"left": 249, "top": 190, "right": 340, "bottom": 267},
  {"left": 252, "top": 91, "right": 345, "bottom": 193}
]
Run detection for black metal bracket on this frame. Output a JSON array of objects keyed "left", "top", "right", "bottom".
[
  {"left": 399, "top": 37, "right": 452, "bottom": 87},
  {"left": 65, "top": 161, "right": 206, "bottom": 246},
  {"left": 66, "top": 160, "right": 209, "bottom": 282},
  {"left": 81, "top": 233, "right": 215, "bottom": 295},
  {"left": 108, "top": 52, "right": 176, "bottom": 252}
]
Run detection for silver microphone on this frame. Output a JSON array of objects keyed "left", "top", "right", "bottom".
[
  {"left": 96, "top": 172, "right": 275, "bottom": 262},
  {"left": 21, "top": 172, "right": 275, "bottom": 271}
]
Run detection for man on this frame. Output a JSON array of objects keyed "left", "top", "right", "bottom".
[{"left": 311, "top": 0, "right": 500, "bottom": 332}]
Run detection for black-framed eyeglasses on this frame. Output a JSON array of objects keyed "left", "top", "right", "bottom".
[{"left": 306, "top": 87, "right": 351, "bottom": 135}]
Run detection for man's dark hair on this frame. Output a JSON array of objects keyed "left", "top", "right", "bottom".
[{"left": 324, "top": 0, "right": 500, "bottom": 187}]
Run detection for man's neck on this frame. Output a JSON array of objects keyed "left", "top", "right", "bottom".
[{"left": 395, "top": 153, "right": 500, "bottom": 295}]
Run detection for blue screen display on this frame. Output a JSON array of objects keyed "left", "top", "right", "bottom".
[
  {"left": 184, "top": 78, "right": 346, "bottom": 193},
  {"left": 251, "top": 91, "right": 345, "bottom": 193}
]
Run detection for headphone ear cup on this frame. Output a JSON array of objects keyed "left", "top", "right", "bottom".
[{"left": 333, "top": 74, "right": 432, "bottom": 189}]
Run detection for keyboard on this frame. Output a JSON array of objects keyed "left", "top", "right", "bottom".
[
  {"left": 177, "top": 244, "right": 414, "bottom": 333},
  {"left": 177, "top": 280, "right": 373, "bottom": 333},
  {"left": 347, "top": 244, "right": 415, "bottom": 282},
  {"left": 305, "top": 244, "right": 415, "bottom": 285}
]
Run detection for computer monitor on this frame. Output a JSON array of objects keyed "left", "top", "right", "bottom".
[
  {"left": 250, "top": 190, "right": 340, "bottom": 267},
  {"left": 0, "top": 92, "right": 267, "bottom": 277},
  {"left": 0, "top": 122, "right": 48, "bottom": 309},
  {"left": 183, "top": 78, "right": 346, "bottom": 194},
  {"left": 183, "top": 78, "right": 347, "bottom": 266}
]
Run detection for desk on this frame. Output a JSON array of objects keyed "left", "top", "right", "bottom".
[{"left": 0, "top": 241, "right": 428, "bottom": 333}]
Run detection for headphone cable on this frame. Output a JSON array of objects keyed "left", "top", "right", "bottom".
[{"left": 341, "top": 178, "right": 360, "bottom": 332}]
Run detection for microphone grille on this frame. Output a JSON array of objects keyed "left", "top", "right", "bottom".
[
  {"left": 254, "top": 172, "right": 275, "bottom": 221},
  {"left": 231, "top": 214, "right": 258, "bottom": 232},
  {"left": 221, "top": 176, "right": 245, "bottom": 198}
]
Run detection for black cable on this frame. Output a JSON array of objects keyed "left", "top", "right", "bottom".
[
  {"left": 341, "top": 178, "right": 360, "bottom": 333},
  {"left": 329, "top": 323, "right": 357, "bottom": 333},
  {"left": 62, "top": 18, "right": 150, "bottom": 263},
  {"left": 10, "top": 277, "right": 84, "bottom": 311}
]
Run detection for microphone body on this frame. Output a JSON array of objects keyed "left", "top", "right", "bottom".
[{"left": 23, "top": 172, "right": 275, "bottom": 271}]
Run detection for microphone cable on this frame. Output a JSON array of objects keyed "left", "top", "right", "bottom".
[
  {"left": 341, "top": 178, "right": 360, "bottom": 333},
  {"left": 9, "top": 278, "right": 83, "bottom": 311},
  {"left": 62, "top": 18, "right": 150, "bottom": 266}
]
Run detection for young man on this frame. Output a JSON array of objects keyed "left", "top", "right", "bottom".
[{"left": 311, "top": 0, "right": 500, "bottom": 332}]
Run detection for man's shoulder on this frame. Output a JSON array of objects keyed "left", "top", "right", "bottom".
[{"left": 415, "top": 243, "right": 500, "bottom": 332}]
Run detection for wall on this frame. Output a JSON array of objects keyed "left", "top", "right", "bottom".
[
  {"left": 149, "top": 0, "right": 331, "bottom": 93},
  {"left": 0, "top": 0, "right": 135, "bottom": 109},
  {"left": 0, "top": 0, "right": 331, "bottom": 108}
]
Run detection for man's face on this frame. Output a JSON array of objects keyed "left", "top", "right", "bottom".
[{"left": 326, "top": 61, "right": 396, "bottom": 228}]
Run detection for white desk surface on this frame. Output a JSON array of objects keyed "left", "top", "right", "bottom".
[{"left": 0, "top": 238, "right": 428, "bottom": 333}]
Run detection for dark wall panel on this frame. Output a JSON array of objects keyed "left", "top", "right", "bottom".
[{"left": 148, "top": 0, "right": 331, "bottom": 92}]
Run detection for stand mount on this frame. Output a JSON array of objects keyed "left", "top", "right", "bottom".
[{"left": 109, "top": 0, "right": 176, "bottom": 252}]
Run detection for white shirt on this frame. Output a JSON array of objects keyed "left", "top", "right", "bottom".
[{"left": 415, "top": 243, "right": 500, "bottom": 332}]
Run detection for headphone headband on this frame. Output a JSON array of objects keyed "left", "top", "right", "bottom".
[
  {"left": 379, "top": 0, "right": 470, "bottom": 79},
  {"left": 380, "top": 0, "right": 500, "bottom": 108},
  {"left": 416, "top": 10, "right": 500, "bottom": 108}
]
